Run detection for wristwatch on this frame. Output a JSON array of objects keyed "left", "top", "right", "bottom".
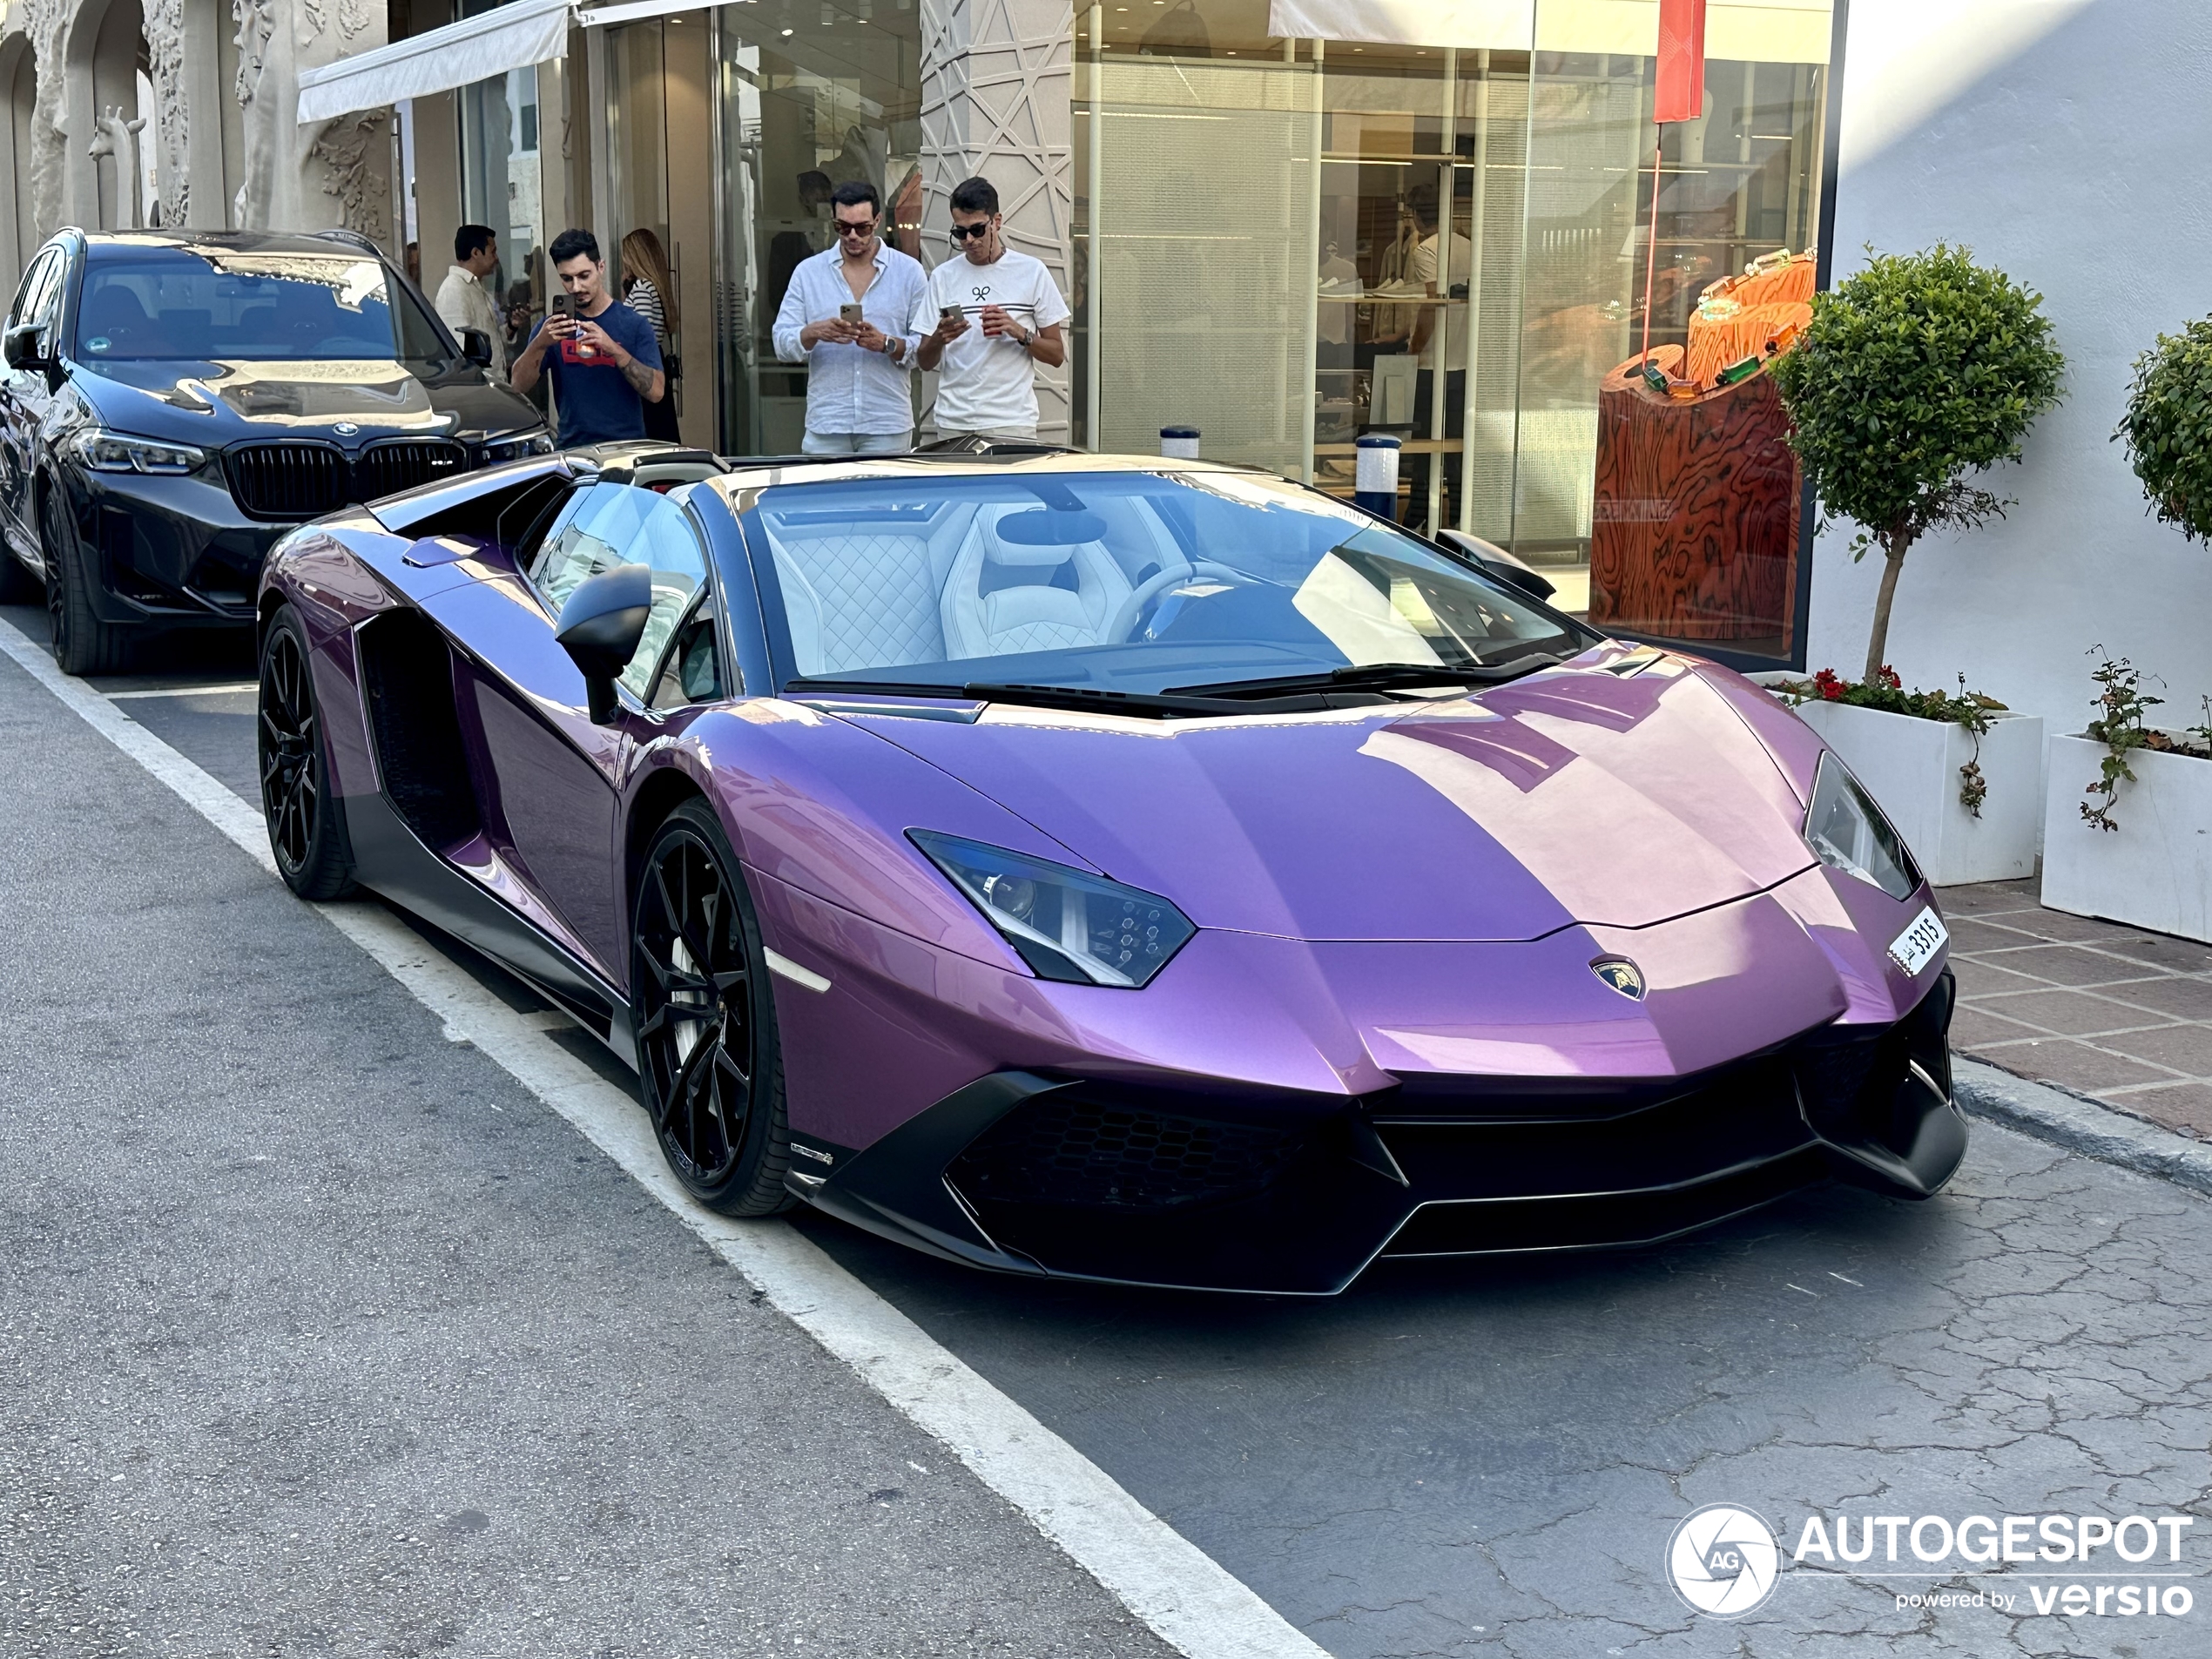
[{"left": 1011, "top": 322, "right": 1032, "bottom": 348}]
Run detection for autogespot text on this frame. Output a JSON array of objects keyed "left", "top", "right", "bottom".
[{"left": 1792, "top": 1513, "right": 2197, "bottom": 1619}]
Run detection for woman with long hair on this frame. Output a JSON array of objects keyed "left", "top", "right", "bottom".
[{"left": 621, "top": 227, "right": 682, "bottom": 443}]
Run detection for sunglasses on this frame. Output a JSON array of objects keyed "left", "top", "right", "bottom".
[
  {"left": 948, "top": 221, "right": 995, "bottom": 242},
  {"left": 834, "top": 219, "right": 878, "bottom": 238}
]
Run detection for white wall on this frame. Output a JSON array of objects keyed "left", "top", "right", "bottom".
[{"left": 1814, "top": 0, "right": 2212, "bottom": 735}]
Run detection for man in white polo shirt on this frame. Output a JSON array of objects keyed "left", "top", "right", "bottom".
[{"left": 914, "top": 176, "right": 1069, "bottom": 442}]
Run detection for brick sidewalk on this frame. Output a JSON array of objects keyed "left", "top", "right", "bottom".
[{"left": 1942, "top": 880, "right": 2212, "bottom": 1141}]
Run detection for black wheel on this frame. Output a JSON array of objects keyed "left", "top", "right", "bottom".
[
  {"left": 258, "top": 603, "right": 356, "bottom": 900},
  {"left": 632, "top": 800, "right": 792, "bottom": 1216},
  {"left": 42, "top": 485, "right": 132, "bottom": 675}
]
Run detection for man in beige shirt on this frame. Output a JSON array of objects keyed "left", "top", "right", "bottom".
[{"left": 434, "top": 225, "right": 508, "bottom": 383}]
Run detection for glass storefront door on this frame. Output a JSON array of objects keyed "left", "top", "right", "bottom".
[
  {"left": 457, "top": 65, "right": 545, "bottom": 344},
  {"left": 1076, "top": 0, "right": 1833, "bottom": 660},
  {"left": 708, "top": 0, "right": 922, "bottom": 455}
]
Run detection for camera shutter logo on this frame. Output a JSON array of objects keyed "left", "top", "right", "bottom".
[{"left": 1666, "top": 1504, "right": 1780, "bottom": 1618}]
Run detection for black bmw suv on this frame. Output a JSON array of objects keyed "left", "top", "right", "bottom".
[{"left": 0, "top": 228, "right": 550, "bottom": 672}]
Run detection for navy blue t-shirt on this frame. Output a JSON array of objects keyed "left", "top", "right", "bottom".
[{"left": 529, "top": 300, "right": 664, "bottom": 448}]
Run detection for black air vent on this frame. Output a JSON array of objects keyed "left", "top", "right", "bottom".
[{"left": 355, "top": 610, "right": 481, "bottom": 853}]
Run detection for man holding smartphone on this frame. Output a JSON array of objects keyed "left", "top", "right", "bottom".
[
  {"left": 772, "top": 180, "right": 927, "bottom": 455},
  {"left": 511, "top": 228, "right": 664, "bottom": 448},
  {"left": 914, "top": 176, "right": 1068, "bottom": 442}
]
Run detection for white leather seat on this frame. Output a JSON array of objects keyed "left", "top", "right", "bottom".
[
  {"left": 772, "top": 531, "right": 945, "bottom": 676},
  {"left": 941, "top": 508, "right": 1134, "bottom": 662}
]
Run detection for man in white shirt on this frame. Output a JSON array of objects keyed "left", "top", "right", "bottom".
[
  {"left": 434, "top": 225, "right": 508, "bottom": 383},
  {"left": 772, "top": 180, "right": 927, "bottom": 454},
  {"left": 914, "top": 177, "right": 1069, "bottom": 442}
]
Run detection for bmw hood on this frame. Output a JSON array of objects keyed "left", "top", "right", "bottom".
[
  {"left": 853, "top": 656, "right": 1819, "bottom": 943},
  {"left": 74, "top": 357, "right": 540, "bottom": 445}
]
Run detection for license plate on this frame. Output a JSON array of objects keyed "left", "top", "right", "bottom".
[{"left": 1888, "top": 905, "right": 1948, "bottom": 977}]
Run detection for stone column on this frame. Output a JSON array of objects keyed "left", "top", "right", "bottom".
[
  {"left": 919, "top": 0, "right": 1074, "bottom": 442},
  {"left": 233, "top": 0, "right": 392, "bottom": 240}
]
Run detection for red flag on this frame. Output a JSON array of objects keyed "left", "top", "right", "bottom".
[{"left": 1655, "top": 0, "right": 1708, "bottom": 124}]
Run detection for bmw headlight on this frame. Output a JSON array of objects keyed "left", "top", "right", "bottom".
[
  {"left": 910, "top": 831, "right": 1196, "bottom": 988},
  {"left": 479, "top": 428, "right": 555, "bottom": 464},
  {"left": 1805, "top": 753, "right": 1921, "bottom": 901},
  {"left": 73, "top": 428, "right": 205, "bottom": 475}
]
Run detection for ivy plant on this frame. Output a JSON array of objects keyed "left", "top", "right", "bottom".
[
  {"left": 1771, "top": 246, "right": 2066, "bottom": 684},
  {"left": 2116, "top": 315, "right": 2212, "bottom": 543}
]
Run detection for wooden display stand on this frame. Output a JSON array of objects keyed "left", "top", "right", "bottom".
[{"left": 1587, "top": 343, "right": 1799, "bottom": 642}]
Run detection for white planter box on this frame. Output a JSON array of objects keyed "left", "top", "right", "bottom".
[
  {"left": 1791, "top": 700, "right": 2043, "bottom": 887},
  {"left": 2041, "top": 732, "right": 2212, "bottom": 943}
]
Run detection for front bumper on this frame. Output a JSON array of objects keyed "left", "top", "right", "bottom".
[
  {"left": 806, "top": 971, "right": 1965, "bottom": 1295},
  {"left": 63, "top": 465, "right": 283, "bottom": 628}
]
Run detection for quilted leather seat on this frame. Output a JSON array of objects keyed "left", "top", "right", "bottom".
[
  {"left": 772, "top": 530, "right": 946, "bottom": 676},
  {"left": 941, "top": 509, "right": 1133, "bottom": 661}
]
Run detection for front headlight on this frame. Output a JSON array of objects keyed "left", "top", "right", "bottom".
[
  {"left": 480, "top": 428, "right": 555, "bottom": 464},
  {"left": 73, "top": 428, "right": 206, "bottom": 475},
  {"left": 910, "top": 831, "right": 1196, "bottom": 988},
  {"left": 1805, "top": 752, "right": 1921, "bottom": 901}
]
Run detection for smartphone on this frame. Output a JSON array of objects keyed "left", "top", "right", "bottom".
[
  {"left": 940, "top": 303, "right": 964, "bottom": 321},
  {"left": 839, "top": 302, "right": 865, "bottom": 324},
  {"left": 550, "top": 293, "right": 573, "bottom": 321}
]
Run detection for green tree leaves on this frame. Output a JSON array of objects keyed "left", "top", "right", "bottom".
[
  {"left": 1770, "top": 246, "right": 2066, "bottom": 680},
  {"left": 2117, "top": 316, "right": 2212, "bottom": 543}
]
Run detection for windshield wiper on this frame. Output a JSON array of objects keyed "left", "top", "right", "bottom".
[
  {"left": 783, "top": 677, "right": 1339, "bottom": 718},
  {"left": 1167, "top": 653, "right": 1566, "bottom": 700}
]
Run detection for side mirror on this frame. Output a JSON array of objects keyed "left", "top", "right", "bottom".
[
  {"left": 3, "top": 325, "right": 48, "bottom": 372},
  {"left": 458, "top": 327, "right": 495, "bottom": 368},
  {"left": 553, "top": 562, "right": 652, "bottom": 724},
  {"left": 1435, "top": 529, "right": 1557, "bottom": 603}
]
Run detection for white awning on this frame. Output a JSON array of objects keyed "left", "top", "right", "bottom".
[{"left": 295, "top": 0, "right": 574, "bottom": 125}]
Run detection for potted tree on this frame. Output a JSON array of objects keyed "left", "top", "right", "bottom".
[
  {"left": 1769, "top": 246, "right": 2065, "bottom": 886},
  {"left": 2040, "top": 321, "right": 2212, "bottom": 941}
]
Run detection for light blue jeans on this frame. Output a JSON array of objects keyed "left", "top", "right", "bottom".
[{"left": 801, "top": 430, "right": 913, "bottom": 455}]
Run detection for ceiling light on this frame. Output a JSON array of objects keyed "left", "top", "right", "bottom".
[{"left": 780, "top": 25, "right": 792, "bottom": 33}]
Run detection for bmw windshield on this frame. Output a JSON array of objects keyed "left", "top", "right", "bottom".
[
  {"left": 748, "top": 469, "right": 1593, "bottom": 705},
  {"left": 74, "top": 246, "right": 450, "bottom": 363}
]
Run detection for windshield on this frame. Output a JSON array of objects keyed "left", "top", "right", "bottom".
[
  {"left": 74, "top": 247, "right": 449, "bottom": 362},
  {"left": 748, "top": 469, "right": 1591, "bottom": 696}
]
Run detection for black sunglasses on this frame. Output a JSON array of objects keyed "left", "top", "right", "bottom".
[
  {"left": 948, "top": 221, "right": 994, "bottom": 242},
  {"left": 834, "top": 218, "right": 878, "bottom": 237}
]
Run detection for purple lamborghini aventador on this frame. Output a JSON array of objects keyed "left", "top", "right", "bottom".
[{"left": 254, "top": 441, "right": 1964, "bottom": 1294}]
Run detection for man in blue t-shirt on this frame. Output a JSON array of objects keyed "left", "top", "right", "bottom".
[{"left": 511, "top": 227, "right": 666, "bottom": 448}]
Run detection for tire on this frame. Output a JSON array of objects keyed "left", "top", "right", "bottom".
[
  {"left": 631, "top": 799, "right": 794, "bottom": 1216},
  {"left": 42, "top": 485, "right": 132, "bottom": 675},
  {"left": 257, "top": 603, "right": 357, "bottom": 900}
]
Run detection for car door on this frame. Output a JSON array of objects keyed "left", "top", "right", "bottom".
[
  {"left": 0, "top": 248, "right": 63, "bottom": 560},
  {"left": 414, "top": 479, "right": 715, "bottom": 985}
]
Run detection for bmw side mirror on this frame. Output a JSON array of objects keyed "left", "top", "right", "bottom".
[
  {"left": 458, "top": 327, "right": 495, "bottom": 368},
  {"left": 553, "top": 562, "right": 652, "bottom": 724},
  {"left": 3, "top": 325, "right": 48, "bottom": 372},
  {"left": 1435, "top": 529, "right": 1557, "bottom": 603}
]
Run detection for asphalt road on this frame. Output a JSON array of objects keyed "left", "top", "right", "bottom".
[{"left": 3, "top": 605, "right": 2208, "bottom": 1658}]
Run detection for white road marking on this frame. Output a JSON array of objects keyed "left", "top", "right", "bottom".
[
  {"left": 0, "top": 617, "right": 1327, "bottom": 1659},
  {"left": 103, "top": 681, "right": 260, "bottom": 700},
  {"left": 763, "top": 948, "right": 832, "bottom": 993}
]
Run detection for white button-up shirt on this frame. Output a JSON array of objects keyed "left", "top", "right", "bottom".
[
  {"left": 772, "top": 242, "right": 927, "bottom": 437},
  {"left": 434, "top": 264, "right": 508, "bottom": 382}
]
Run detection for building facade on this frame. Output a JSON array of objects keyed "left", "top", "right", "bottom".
[{"left": 17, "top": 0, "right": 2196, "bottom": 724}]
